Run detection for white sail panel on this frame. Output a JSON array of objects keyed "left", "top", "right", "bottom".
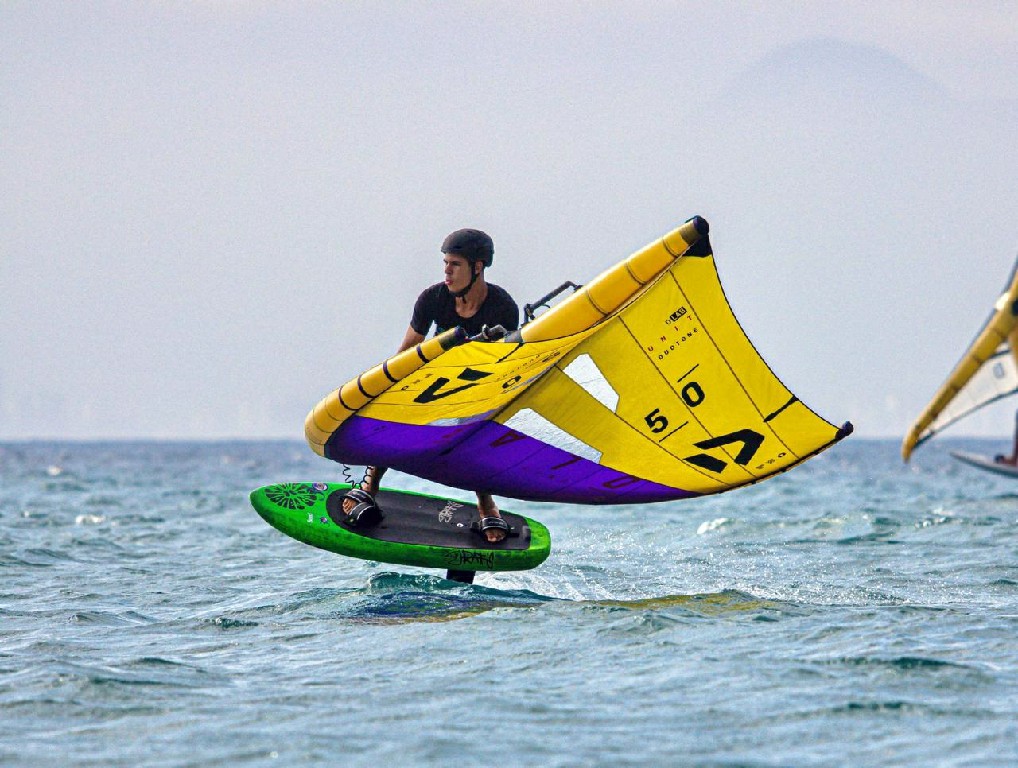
[{"left": 918, "top": 343, "right": 1018, "bottom": 440}]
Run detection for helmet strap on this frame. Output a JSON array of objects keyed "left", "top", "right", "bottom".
[{"left": 452, "top": 261, "right": 482, "bottom": 299}]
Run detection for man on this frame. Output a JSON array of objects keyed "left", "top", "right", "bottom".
[
  {"left": 341, "top": 228, "right": 519, "bottom": 542},
  {"left": 994, "top": 409, "right": 1018, "bottom": 466}
]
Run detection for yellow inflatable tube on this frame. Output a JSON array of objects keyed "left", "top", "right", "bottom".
[
  {"left": 305, "top": 327, "right": 468, "bottom": 456},
  {"left": 517, "top": 216, "right": 707, "bottom": 342}
]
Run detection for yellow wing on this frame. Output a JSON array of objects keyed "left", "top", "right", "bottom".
[
  {"left": 902, "top": 258, "right": 1018, "bottom": 460},
  {"left": 306, "top": 217, "right": 851, "bottom": 504}
]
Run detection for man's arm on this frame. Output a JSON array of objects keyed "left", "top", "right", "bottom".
[{"left": 398, "top": 326, "right": 425, "bottom": 353}]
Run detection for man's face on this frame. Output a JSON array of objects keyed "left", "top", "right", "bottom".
[{"left": 443, "top": 254, "right": 477, "bottom": 294}]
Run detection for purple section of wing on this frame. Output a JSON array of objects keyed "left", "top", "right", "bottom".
[{"left": 324, "top": 416, "right": 699, "bottom": 505}]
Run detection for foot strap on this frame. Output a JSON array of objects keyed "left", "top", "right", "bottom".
[
  {"left": 471, "top": 515, "right": 513, "bottom": 538},
  {"left": 340, "top": 488, "right": 384, "bottom": 528}
]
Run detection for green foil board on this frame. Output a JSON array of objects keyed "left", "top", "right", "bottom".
[{"left": 250, "top": 482, "right": 551, "bottom": 573}]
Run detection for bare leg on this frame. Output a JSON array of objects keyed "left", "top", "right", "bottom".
[
  {"left": 361, "top": 466, "right": 384, "bottom": 496},
  {"left": 342, "top": 466, "right": 386, "bottom": 514},
  {"left": 476, "top": 492, "right": 506, "bottom": 543}
]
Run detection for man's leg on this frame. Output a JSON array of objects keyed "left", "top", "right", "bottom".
[{"left": 476, "top": 492, "right": 506, "bottom": 543}]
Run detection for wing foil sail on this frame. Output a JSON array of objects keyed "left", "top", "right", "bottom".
[
  {"left": 307, "top": 217, "right": 851, "bottom": 504},
  {"left": 902, "top": 257, "right": 1018, "bottom": 460}
]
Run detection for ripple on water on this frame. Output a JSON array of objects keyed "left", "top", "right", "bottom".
[{"left": 0, "top": 439, "right": 1016, "bottom": 767}]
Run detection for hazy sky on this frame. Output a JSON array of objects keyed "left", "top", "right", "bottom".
[{"left": 3, "top": 1, "right": 1018, "bottom": 443}]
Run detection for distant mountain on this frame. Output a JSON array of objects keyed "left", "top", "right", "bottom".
[{"left": 722, "top": 38, "right": 951, "bottom": 109}]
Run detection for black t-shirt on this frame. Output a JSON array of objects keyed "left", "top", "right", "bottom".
[{"left": 410, "top": 282, "right": 519, "bottom": 337}]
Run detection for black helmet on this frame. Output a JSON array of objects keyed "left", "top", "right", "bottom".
[{"left": 441, "top": 228, "right": 494, "bottom": 268}]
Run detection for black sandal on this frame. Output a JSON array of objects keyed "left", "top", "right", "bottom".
[{"left": 336, "top": 488, "right": 384, "bottom": 528}]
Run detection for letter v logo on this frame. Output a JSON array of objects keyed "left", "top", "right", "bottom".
[
  {"left": 683, "top": 429, "right": 764, "bottom": 473},
  {"left": 414, "top": 368, "right": 491, "bottom": 403}
]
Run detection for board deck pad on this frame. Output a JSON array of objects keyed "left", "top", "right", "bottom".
[
  {"left": 325, "top": 488, "right": 532, "bottom": 549},
  {"left": 250, "top": 482, "right": 550, "bottom": 573}
]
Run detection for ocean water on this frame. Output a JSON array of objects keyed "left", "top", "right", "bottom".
[{"left": 1, "top": 439, "right": 1016, "bottom": 767}]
